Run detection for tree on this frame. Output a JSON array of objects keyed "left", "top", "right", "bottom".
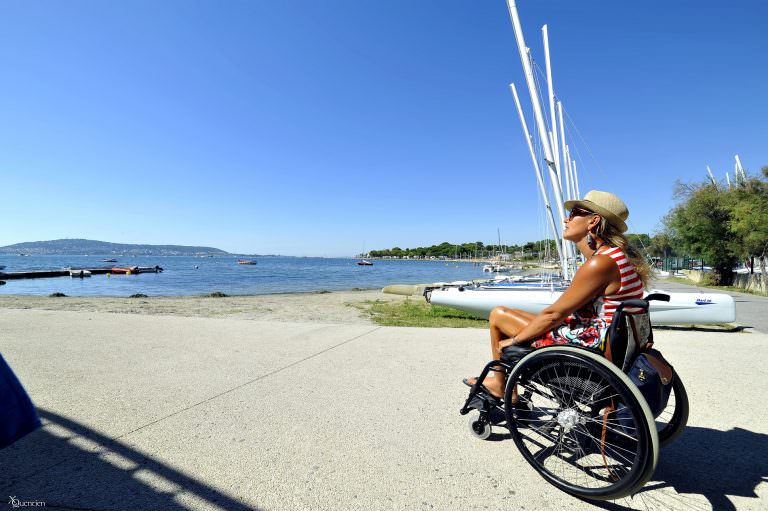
[
  {"left": 661, "top": 169, "right": 768, "bottom": 285},
  {"left": 664, "top": 182, "right": 736, "bottom": 283},
  {"left": 626, "top": 234, "right": 652, "bottom": 254},
  {"left": 648, "top": 233, "right": 675, "bottom": 258},
  {"left": 727, "top": 177, "right": 768, "bottom": 258}
]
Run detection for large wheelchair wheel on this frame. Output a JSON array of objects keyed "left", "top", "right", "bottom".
[
  {"left": 656, "top": 370, "right": 689, "bottom": 446},
  {"left": 504, "top": 346, "right": 659, "bottom": 501}
]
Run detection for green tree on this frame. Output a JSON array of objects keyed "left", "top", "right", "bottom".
[
  {"left": 662, "top": 169, "right": 768, "bottom": 284},
  {"left": 727, "top": 177, "right": 768, "bottom": 258},
  {"left": 626, "top": 233, "right": 652, "bottom": 254},
  {"left": 664, "top": 182, "right": 736, "bottom": 283},
  {"left": 648, "top": 233, "right": 675, "bottom": 258}
]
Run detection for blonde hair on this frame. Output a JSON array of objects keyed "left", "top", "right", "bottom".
[{"left": 594, "top": 218, "right": 652, "bottom": 288}]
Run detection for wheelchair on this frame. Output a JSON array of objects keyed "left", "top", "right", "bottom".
[{"left": 460, "top": 294, "right": 689, "bottom": 501}]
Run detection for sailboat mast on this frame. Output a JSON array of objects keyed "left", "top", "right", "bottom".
[
  {"left": 572, "top": 160, "right": 581, "bottom": 199},
  {"left": 505, "top": 0, "right": 569, "bottom": 279},
  {"left": 542, "top": 25, "right": 561, "bottom": 179},
  {"left": 565, "top": 145, "right": 577, "bottom": 199},
  {"left": 510, "top": 82, "right": 565, "bottom": 271},
  {"left": 557, "top": 101, "right": 571, "bottom": 201},
  {"left": 735, "top": 154, "right": 745, "bottom": 182},
  {"left": 706, "top": 165, "right": 717, "bottom": 187}
]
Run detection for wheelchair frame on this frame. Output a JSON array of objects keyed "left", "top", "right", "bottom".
[{"left": 460, "top": 294, "right": 689, "bottom": 501}]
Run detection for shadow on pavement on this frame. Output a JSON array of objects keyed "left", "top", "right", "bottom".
[
  {"left": 591, "top": 425, "right": 768, "bottom": 510},
  {"left": 0, "top": 409, "right": 259, "bottom": 511}
]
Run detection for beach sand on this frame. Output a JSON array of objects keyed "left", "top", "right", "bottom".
[{"left": 0, "top": 289, "right": 410, "bottom": 325}]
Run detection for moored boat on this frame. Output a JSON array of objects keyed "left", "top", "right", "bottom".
[
  {"left": 135, "top": 265, "right": 163, "bottom": 273},
  {"left": 237, "top": 260, "right": 258, "bottom": 265},
  {"left": 357, "top": 260, "right": 374, "bottom": 266},
  {"left": 69, "top": 269, "right": 92, "bottom": 278},
  {"left": 425, "top": 285, "right": 736, "bottom": 326},
  {"left": 110, "top": 266, "right": 139, "bottom": 275}
]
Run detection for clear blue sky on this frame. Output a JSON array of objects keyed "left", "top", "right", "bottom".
[{"left": 1, "top": 1, "right": 766, "bottom": 256}]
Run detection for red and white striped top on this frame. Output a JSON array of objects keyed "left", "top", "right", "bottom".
[{"left": 594, "top": 246, "right": 645, "bottom": 324}]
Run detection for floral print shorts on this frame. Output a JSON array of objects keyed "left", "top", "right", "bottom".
[{"left": 530, "top": 314, "right": 609, "bottom": 351}]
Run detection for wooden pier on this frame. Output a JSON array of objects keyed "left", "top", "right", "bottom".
[{"left": 0, "top": 266, "right": 163, "bottom": 280}]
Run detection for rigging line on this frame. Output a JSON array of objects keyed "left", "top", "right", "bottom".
[
  {"left": 561, "top": 103, "right": 608, "bottom": 181},
  {"left": 562, "top": 120, "right": 593, "bottom": 187},
  {"left": 530, "top": 54, "right": 553, "bottom": 129},
  {"left": 558, "top": 106, "right": 590, "bottom": 180},
  {"left": 561, "top": 115, "right": 647, "bottom": 241}
]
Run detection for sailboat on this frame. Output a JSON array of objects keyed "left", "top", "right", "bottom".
[
  {"left": 396, "top": 0, "right": 736, "bottom": 326},
  {"left": 357, "top": 243, "right": 373, "bottom": 266}
]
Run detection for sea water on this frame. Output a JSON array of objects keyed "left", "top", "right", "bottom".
[{"left": 0, "top": 255, "right": 496, "bottom": 297}]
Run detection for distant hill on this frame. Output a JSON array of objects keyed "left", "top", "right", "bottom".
[{"left": 0, "top": 239, "right": 231, "bottom": 256}]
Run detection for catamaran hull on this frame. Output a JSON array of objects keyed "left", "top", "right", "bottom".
[{"left": 427, "top": 288, "right": 736, "bottom": 325}]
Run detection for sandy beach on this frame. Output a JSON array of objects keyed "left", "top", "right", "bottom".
[{"left": 0, "top": 289, "right": 408, "bottom": 325}]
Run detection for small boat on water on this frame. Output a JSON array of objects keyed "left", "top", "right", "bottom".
[
  {"left": 110, "top": 266, "right": 139, "bottom": 275},
  {"left": 101, "top": 258, "right": 117, "bottom": 263},
  {"left": 357, "top": 260, "right": 373, "bottom": 266},
  {"left": 69, "top": 269, "right": 92, "bottom": 278},
  {"left": 237, "top": 260, "right": 258, "bottom": 265},
  {"left": 135, "top": 265, "right": 164, "bottom": 273}
]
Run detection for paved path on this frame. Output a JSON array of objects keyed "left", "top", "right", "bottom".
[{"left": 1, "top": 309, "right": 767, "bottom": 510}]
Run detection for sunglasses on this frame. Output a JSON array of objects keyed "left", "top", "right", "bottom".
[{"left": 568, "top": 207, "right": 595, "bottom": 219}]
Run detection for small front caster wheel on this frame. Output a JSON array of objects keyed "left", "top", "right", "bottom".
[{"left": 467, "top": 412, "right": 492, "bottom": 440}]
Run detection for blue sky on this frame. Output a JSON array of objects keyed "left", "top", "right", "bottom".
[{"left": 1, "top": 1, "right": 766, "bottom": 256}]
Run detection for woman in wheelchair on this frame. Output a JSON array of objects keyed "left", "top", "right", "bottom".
[{"left": 464, "top": 190, "right": 651, "bottom": 398}]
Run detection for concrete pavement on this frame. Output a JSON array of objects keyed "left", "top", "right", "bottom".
[{"left": 1, "top": 308, "right": 767, "bottom": 510}]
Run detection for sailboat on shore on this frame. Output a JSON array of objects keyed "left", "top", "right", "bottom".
[{"left": 392, "top": 0, "right": 736, "bottom": 326}]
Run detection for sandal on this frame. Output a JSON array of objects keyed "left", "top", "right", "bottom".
[
  {"left": 462, "top": 377, "right": 478, "bottom": 387},
  {"left": 462, "top": 377, "right": 503, "bottom": 399}
]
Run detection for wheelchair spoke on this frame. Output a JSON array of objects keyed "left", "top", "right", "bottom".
[
  {"left": 504, "top": 349, "right": 656, "bottom": 498},
  {"left": 582, "top": 415, "right": 640, "bottom": 439}
]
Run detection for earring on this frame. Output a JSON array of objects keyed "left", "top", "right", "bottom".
[{"left": 587, "top": 233, "right": 597, "bottom": 250}]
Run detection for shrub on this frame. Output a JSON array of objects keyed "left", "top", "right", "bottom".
[
  {"left": 49, "top": 292, "right": 67, "bottom": 297},
  {"left": 209, "top": 291, "right": 228, "bottom": 297},
  {"left": 129, "top": 293, "right": 148, "bottom": 298}
]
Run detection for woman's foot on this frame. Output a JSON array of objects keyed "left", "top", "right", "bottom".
[{"left": 462, "top": 377, "right": 504, "bottom": 399}]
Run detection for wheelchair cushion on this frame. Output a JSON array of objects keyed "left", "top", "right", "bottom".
[{"left": 501, "top": 345, "right": 535, "bottom": 364}]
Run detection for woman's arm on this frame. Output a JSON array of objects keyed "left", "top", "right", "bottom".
[{"left": 501, "top": 255, "right": 618, "bottom": 347}]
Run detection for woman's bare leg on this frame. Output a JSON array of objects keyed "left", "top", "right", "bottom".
[{"left": 483, "top": 307, "right": 535, "bottom": 397}]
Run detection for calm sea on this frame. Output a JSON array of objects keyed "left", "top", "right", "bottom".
[{"left": 0, "top": 255, "right": 495, "bottom": 297}]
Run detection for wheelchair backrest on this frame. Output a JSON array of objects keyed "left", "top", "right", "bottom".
[{"left": 605, "top": 293, "right": 668, "bottom": 373}]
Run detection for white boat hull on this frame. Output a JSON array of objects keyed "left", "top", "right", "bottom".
[{"left": 427, "top": 287, "right": 736, "bottom": 325}]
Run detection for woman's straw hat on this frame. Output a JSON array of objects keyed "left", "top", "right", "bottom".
[{"left": 564, "top": 190, "right": 629, "bottom": 233}]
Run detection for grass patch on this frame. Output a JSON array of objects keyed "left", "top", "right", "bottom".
[{"left": 364, "top": 298, "right": 487, "bottom": 328}]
